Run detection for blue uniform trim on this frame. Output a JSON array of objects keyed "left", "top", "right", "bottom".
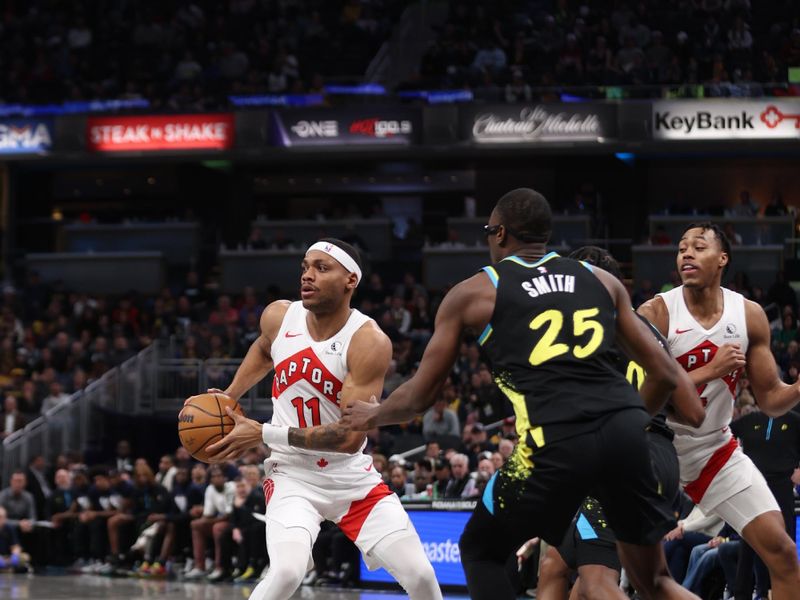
[
  {"left": 482, "top": 473, "right": 497, "bottom": 515},
  {"left": 478, "top": 324, "right": 493, "bottom": 346},
  {"left": 576, "top": 513, "right": 599, "bottom": 540},
  {"left": 766, "top": 417, "right": 773, "bottom": 441},
  {"left": 482, "top": 266, "right": 499, "bottom": 287},
  {"left": 580, "top": 260, "right": 594, "bottom": 272},
  {"left": 502, "top": 251, "right": 560, "bottom": 268}
]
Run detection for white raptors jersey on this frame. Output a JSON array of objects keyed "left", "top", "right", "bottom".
[
  {"left": 268, "top": 301, "right": 372, "bottom": 469},
  {"left": 659, "top": 286, "right": 748, "bottom": 458}
]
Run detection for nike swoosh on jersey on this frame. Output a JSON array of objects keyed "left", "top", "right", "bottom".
[
  {"left": 675, "top": 328, "right": 693, "bottom": 334},
  {"left": 285, "top": 332, "right": 302, "bottom": 338}
]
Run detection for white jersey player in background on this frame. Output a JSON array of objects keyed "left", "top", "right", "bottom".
[
  {"left": 199, "top": 238, "right": 441, "bottom": 600},
  {"left": 639, "top": 222, "right": 800, "bottom": 599}
]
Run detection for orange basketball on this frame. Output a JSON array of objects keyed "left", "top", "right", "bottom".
[{"left": 178, "top": 393, "right": 244, "bottom": 463}]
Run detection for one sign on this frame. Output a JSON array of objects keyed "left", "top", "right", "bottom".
[
  {"left": 464, "top": 103, "right": 617, "bottom": 143},
  {"left": 272, "top": 109, "right": 418, "bottom": 147},
  {"left": 652, "top": 100, "right": 800, "bottom": 140},
  {"left": 87, "top": 114, "right": 234, "bottom": 152},
  {"left": 0, "top": 119, "right": 53, "bottom": 154},
  {"left": 360, "top": 509, "right": 471, "bottom": 587}
]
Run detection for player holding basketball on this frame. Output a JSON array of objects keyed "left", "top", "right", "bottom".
[
  {"left": 344, "top": 189, "right": 698, "bottom": 600},
  {"left": 200, "top": 238, "right": 441, "bottom": 600},
  {"left": 638, "top": 222, "right": 800, "bottom": 599}
]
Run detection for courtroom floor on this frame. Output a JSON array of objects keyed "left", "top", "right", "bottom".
[{"left": 0, "top": 573, "right": 472, "bottom": 599}]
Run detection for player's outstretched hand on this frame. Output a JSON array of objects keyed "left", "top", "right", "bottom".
[
  {"left": 205, "top": 406, "right": 263, "bottom": 463},
  {"left": 709, "top": 343, "right": 746, "bottom": 378},
  {"left": 341, "top": 396, "right": 380, "bottom": 431}
]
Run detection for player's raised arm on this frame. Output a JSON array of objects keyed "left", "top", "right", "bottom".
[
  {"left": 596, "top": 270, "right": 678, "bottom": 414},
  {"left": 219, "top": 300, "right": 288, "bottom": 401},
  {"left": 343, "top": 277, "right": 478, "bottom": 430},
  {"left": 744, "top": 299, "right": 800, "bottom": 417},
  {"left": 283, "top": 323, "right": 392, "bottom": 453}
]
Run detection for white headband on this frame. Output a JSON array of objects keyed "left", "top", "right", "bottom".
[{"left": 306, "top": 241, "right": 362, "bottom": 285}]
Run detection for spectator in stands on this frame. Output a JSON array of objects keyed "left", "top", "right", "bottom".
[
  {"left": 723, "top": 223, "right": 743, "bottom": 245},
  {"left": 663, "top": 506, "right": 723, "bottom": 582},
  {"left": 186, "top": 466, "right": 234, "bottom": 579},
  {"left": 0, "top": 471, "right": 37, "bottom": 565},
  {"left": 155, "top": 454, "right": 177, "bottom": 493},
  {"left": 25, "top": 456, "right": 51, "bottom": 520},
  {"left": 432, "top": 459, "right": 451, "bottom": 498},
  {"left": 505, "top": 69, "right": 532, "bottom": 102},
  {"left": 388, "top": 465, "right": 414, "bottom": 498},
  {"left": 764, "top": 192, "right": 788, "bottom": 216},
  {"left": 41, "top": 381, "right": 71, "bottom": 413},
  {"left": 389, "top": 296, "right": 411, "bottom": 335},
  {"left": 48, "top": 468, "right": 78, "bottom": 566},
  {"left": 114, "top": 440, "right": 134, "bottom": 475},
  {"left": 1, "top": 395, "right": 26, "bottom": 439},
  {"left": 767, "top": 271, "right": 798, "bottom": 317},
  {"left": 726, "top": 190, "right": 759, "bottom": 217},
  {"left": 497, "top": 438, "right": 515, "bottom": 462},
  {"left": 444, "top": 453, "right": 477, "bottom": 499},
  {"left": 75, "top": 468, "right": 115, "bottom": 571},
  {"left": 104, "top": 463, "right": 169, "bottom": 573},
  {"left": 422, "top": 397, "right": 460, "bottom": 438},
  {"left": 0, "top": 506, "right": 27, "bottom": 572},
  {"left": 222, "top": 477, "right": 267, "bottom": 582}
]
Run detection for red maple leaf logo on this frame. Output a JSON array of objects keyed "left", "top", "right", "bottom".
[{"left": 316, "top": 458, "right": 329, "bottom": 468}]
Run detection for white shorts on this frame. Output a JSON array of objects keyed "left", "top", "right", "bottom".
[
  {"left": 707, "top": 466, "right": 781, "bottom": 535},
  {"left": 261, "top": 453, "right": 418, "bottom": 569}
]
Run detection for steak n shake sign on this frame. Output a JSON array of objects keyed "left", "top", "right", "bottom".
[
  {"left": 87, "top": 114, "right": 234, "bottom": 152},
  {"left": 464, "top": 103, "right": 617, "bottom": 144},
  {"left": 653, "top": 100, "right": 800, "bottom": 140}
]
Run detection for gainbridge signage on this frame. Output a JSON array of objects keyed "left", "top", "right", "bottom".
[
  {"left": 271, "top": 108, "right": 419, "bottom": 147},
  {"left": 652, "top": 100, "right": 800, "bottom": 140},
  {"left": 87, "top": 114, "right": 234, "bottom": 152}
]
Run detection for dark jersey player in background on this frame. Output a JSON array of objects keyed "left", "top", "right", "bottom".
[
  {"left": 343, "top": 189, "right": 700, "bottom": 600},
  {"left": 537, "top": 246, "right": 704, "bottom": 600},
  {"left": 730, "top": 408, "right": 800, "bottom": 599}
]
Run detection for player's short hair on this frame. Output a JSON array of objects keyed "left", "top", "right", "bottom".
[
  {"left": 685, "top": 221, "right": 731, "bottom": 274},
  {"left": 569, "top": 246, "right": 623, "bottom": 281},
  {"left": 317, "top": 237, "right": 364, "bottom": 273},
  {"left": 494, "top": 188, "right": 552, "bottom": 243}
]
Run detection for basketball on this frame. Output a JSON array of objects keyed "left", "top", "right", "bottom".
[{"left": 178, "top": 393, "right": 244, "bottom": 463}]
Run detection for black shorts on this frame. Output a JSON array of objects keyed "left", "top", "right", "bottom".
[
  {"left": 554, "top": 429, "right": 680, "bottom": 572},
  {"left": 460, "top": 408, "right": 676, "bottom": 567},
  {"left": 556, "top": 496, "right": 621, "bottom": 571}
]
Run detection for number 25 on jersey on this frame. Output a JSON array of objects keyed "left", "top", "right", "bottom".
[{"left": 528, "top": 308, "right": 604, "bottom": 366}]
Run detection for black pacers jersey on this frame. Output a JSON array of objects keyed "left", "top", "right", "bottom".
[{"left": 478, "top": 253, "right": 644, "bottom": 448}]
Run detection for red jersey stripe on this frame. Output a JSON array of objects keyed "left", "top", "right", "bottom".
[
  {"left": 337, "top": 482, "right": 393, "bottom": 542},
  {"left": 684, "top": 436, "right": 738, "bottom": 504}
]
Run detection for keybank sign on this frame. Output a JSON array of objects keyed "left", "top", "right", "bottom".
[
  {"left": 653, "top": 100, "right": 800, "bottom": 140},
  {"left": 360, "top": 509, "right": 471, "bottom": 586}
]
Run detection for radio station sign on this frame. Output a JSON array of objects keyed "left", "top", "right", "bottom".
[
  {"left": 87, "top": 114, "right": 234, "bottom": 152},
  {"left": 463, "top": 103, "right": 617, "bottom": 144},
  {"left": 653, "top": 100, "right": 800, "bottom": 140},
  {"left": 272, "top": 109, "right": 419, "bottom": 147},
  {"left": 0, "top": 119, "right": 53, "bottom": 154}
]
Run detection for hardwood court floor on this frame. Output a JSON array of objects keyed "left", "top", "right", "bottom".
[{"left": 0, "top": 573, "right": 472, "bottom": 599}]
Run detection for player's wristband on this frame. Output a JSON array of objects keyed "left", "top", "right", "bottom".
[{"left": 262, "top": 423, "right": 289, "bottom": 446}]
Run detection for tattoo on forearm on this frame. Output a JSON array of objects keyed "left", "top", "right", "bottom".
[{"left": 288, "top": 424, "right": 352, "bottom": 451}]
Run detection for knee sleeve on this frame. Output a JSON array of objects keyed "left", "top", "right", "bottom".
[
  {"left": 248, "top": 521, "right": 313, "bottom": 600},
  {"left": 368, "top": 530, "right": 443, "bottom": 600}
]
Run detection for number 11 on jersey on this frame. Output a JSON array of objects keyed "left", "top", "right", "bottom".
[{"left": 291, "top": 396, "right": 321, "bottom": 427}]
